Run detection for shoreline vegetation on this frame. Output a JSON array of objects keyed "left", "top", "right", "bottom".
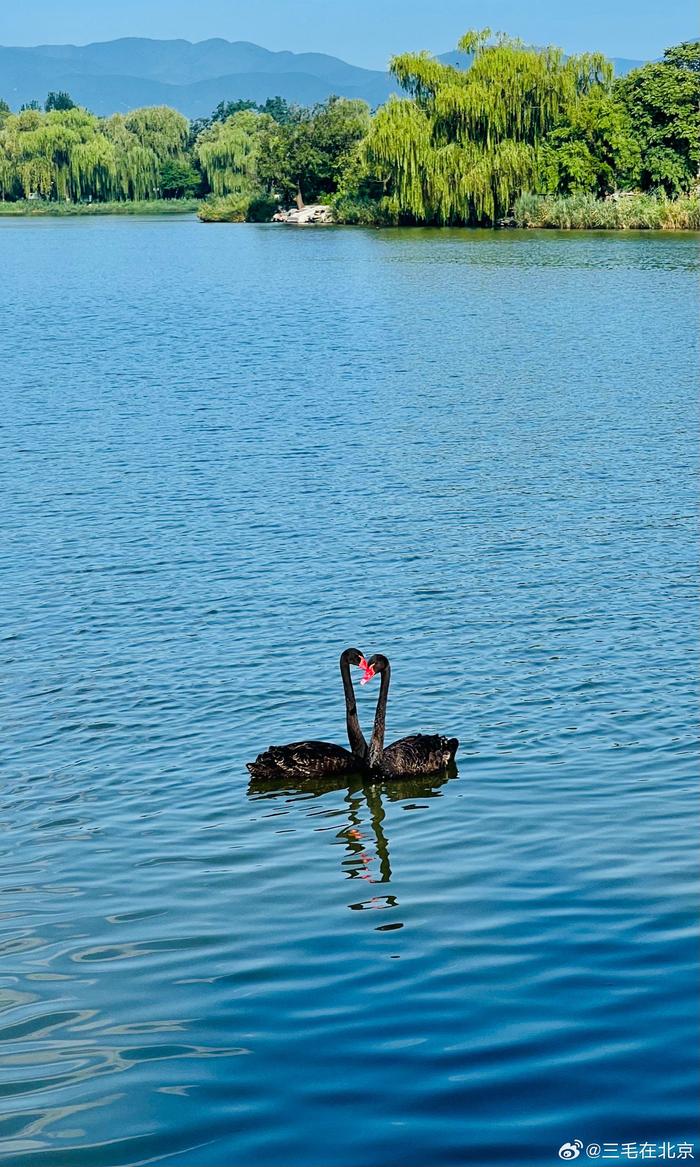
[
  {"left": 0, "top": 198, "right": 200, "bottom": 216},
  {"left": 2, "top": 191, "right": 696, "bottom": 230},
  {"left": 194, "top": 190, "right": 700, "bottom": 230},
  {"left": 512, "top": 192, "right": 700, "bottom": 230},
  {"left": 1, "top": 33, "right": 698, "bottom": 230}
]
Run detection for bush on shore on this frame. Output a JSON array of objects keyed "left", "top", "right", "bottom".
[
  {"left": 330, "top": 194, "right": 399, "bottom": 226},
  {"left": 512, "top": 191, "right": 700, "bottom": 230},
  {"left": 197, "top": 192, "right": 278, "bottom": 222}
]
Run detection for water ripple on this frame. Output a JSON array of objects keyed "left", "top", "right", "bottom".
[{"left": 0, "top": 220, "right": 697, "bottom": 1166}]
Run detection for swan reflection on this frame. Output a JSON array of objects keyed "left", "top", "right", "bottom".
[{"left": 246, "top": 769, "right": 456, "bottom": 915}]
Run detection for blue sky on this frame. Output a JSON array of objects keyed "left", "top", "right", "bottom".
[{"left": 1, "top": 0, "right": 696, "bottom": 66}]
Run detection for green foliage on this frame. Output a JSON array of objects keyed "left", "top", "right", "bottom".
[
  {"left": 513, "top": 190, "right": 700, "bottom": 229},
  {"left": 212, "top": 99, "right": 258, "bottom": 121},
  {"left": 259, "top": 97, "right": 295, "bottom": 125},
  {"left": 256, "top": 114, "right": 314, "bottom": 204},
  {"left": 195, "top": 109, "right": 272, "bottom": 197},
  {"left": 158, "top": 158, "right": 202, "bottom": 198},
  {"left": 662, "top": 41, "right": 700, "bottom": 72},
  {"left": 198, "top": 190, "right": 280, "bottom": 222},
  {"left": 101, "top": 113, "right": 160, "bottom": 199},
  {"left": 124, "top": 106, "right": 189, "bottom": 160},
  {"left": 246, "top": 193, "right": 279, "bottom": 221},
  {"left": 309, "top": 97, "right": 371, "bottom": 191},
  {"left": 0, "top": 105, "right": 170, "bottom": 202},
  {"left": 45, "top": 91, "right": 77, "bottom": 112},
  {"left": 257, "top": 97, "right": 371, "bottom": 205},
  {"left": 361, "top": 31, "right": 612, "bottom": 224},
  {"left": 331, "top": 193, "right": 398, "bottom": 225},
  {"left": 189, "top": 96, "right": 296, "bottom": 146},
  {"left": 538, "top": 89, "right": 641, "bottom": 195},
  {"left": 198, "top": 193, "right": 251, "bottom": 222},
  {"left": 203, "top": 98, "right": 295, "bottom": 128},
  {"left": 616, "top": 42, "right": 700, "bottom": 194},
  {"left": 332, "top": 141, "right": 388, "bottom": 214}
]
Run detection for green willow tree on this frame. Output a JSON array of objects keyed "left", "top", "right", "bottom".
[
  {"left": 101, "top": 114, "right": 160, "bottom": 200},
  {"left": 0, "top": 106, "right": 169, "bottom": 202},
  {"left": 188, "top": 96, "right": 295, "bottom": 148},
  {"left": 123, "top": 106, "right": 189, "bottom": 161},
  {"left": 360, "top": 30, "right": 612, "bottom": 224},
  {"left": 195, "top": 109, "right": 273, "bottom": 197}
]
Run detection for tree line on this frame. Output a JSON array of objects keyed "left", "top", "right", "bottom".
[{"left": 1, "top": 32, "right": 697, "bottom": 225}]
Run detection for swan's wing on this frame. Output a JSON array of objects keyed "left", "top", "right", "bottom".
[
  {"left": 383, "top": 734, "right": 458, "bottom": 776},
  {"left": 246, "top": 740, "right": 360, "bottom": 779}
]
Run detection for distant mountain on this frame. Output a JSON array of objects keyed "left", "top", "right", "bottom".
[
  {"left": 0, "top": 39, "right": 398, "bottom": 114},
  {"left": 0, "top": 37, "right": 647, "bottom": 118}
]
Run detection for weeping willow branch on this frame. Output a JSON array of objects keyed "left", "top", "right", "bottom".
[
  {"left": 0, "top": 105, "right": 178, "bottom": 202},
  {"left": 195, "top": 110, "right": 273, "bottom": 196},
  {"left": 363, "top": 31, "right": 615, "bottom": 224}
]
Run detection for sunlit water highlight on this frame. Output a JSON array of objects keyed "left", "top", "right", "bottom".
[{"left": 0, "top": 219, "right": 697, "bottom": 1166}]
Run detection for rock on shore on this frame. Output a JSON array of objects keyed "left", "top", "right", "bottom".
[{"left": 272, "top": 204, "right": 333, "bottom": 225}]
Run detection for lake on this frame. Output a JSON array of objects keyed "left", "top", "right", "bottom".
[{"left": 0, "top": 218, "right": 697, "bottom": 1167}]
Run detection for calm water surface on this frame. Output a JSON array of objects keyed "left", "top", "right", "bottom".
[{"left": 0, "top": 219, "right": 697, "bottom": 1166}]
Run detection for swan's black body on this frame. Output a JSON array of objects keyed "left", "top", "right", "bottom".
[
  {"left": 366, "top": 655, "right": 458, "bottom": 777},
  {"left": 381, "top": 733, "right": 458, "bottom": 775},
  {"left": 245, "top": 649, "right": 368, "bottom": 780},
  {"left": 246, "top": 739, "right": 362, "bottom": 781}
]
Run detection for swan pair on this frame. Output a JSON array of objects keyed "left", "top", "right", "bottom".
[{"left": 246, "top": 648, "right": 458, "bottom": 780}]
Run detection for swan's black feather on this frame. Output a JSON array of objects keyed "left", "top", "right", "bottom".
[
  {"left": 246, "top": 740, "right": 363, "bottom": 780},
  {"left": 380, "top": 733, "right": 458, "bottom": 777}
]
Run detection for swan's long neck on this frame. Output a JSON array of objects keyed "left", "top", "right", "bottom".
[
  {"left": 368, "top": 663, "right": 390, "bottom": 768},
  {"left": 340, "top": 654, "right": 367, "bottom": 759}
]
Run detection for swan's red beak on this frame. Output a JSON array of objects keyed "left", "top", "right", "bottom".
[{"left": 359, "top": 659, "right": 376, "bottom": 685}]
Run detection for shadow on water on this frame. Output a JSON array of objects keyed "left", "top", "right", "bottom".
[{"left": 246, "top": 767, "right": 458, "bottom": 914}]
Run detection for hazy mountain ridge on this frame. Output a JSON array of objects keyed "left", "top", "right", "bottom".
[{"left": 0, "top": 37, "right": 647, "bottom": 117}]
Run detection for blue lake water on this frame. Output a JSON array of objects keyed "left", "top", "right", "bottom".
[{"left": 0, "top": 218, "right": 697, "bottom": 1166}]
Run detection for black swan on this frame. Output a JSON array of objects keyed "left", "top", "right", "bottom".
[
  {"left": 245, "top": 648, "right": 369, "bottom": 780},
  {"left": 361, "top": 653, "right": 458, "bottom": 777}
]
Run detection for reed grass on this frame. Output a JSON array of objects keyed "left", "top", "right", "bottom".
[
  {"left": 197, "top": 193, "right": 279, "bottom": 222},
  {"left": 513, "top": 192, "right": 700, "bottom": 230}
]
